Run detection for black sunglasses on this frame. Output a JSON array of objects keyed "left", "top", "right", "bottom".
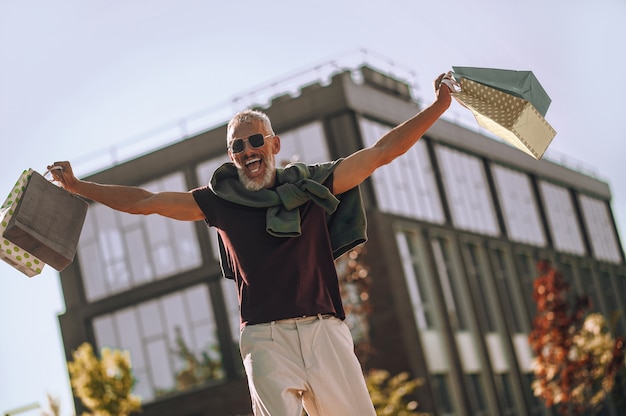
[{"left": 229, "top": 133, "right": 273, "bottom": 154}]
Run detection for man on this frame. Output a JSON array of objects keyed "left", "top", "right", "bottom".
[{"left": 49, "top": 72, "right": 453, "bottom": 416}]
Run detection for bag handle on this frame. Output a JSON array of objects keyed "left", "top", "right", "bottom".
[
  {"left": 43, "top": 166, "right": 64, "bottom": 180},
  {"left": 43, "top": 166, "right": 66, "bottom": 188},
  {"left": 441, "top": 77, "right": 461, "bottom": 93}
]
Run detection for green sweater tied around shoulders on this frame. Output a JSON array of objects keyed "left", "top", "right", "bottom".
[{"left": 209, "top": 159, "right": 368, "bottom": 279}]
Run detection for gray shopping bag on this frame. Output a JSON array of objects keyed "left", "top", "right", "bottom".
[{"left": 2, "top": 169, "right": 88, "bottom": 273}]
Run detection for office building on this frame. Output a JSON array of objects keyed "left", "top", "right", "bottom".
[{"left": 58, "top": 62, "right": 626, "bottom": 415}]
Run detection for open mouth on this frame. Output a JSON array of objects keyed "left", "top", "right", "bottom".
[{"left": 245, "top": 157, "right": 262, "bottom": 173}]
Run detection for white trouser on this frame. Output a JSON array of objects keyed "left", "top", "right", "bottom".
[{"left": 240, "top": 314, "right": 376, "bottom": 416}]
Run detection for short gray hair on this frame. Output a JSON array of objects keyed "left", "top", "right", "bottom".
[{"left": 227, "top": 109, "right": 274, "bottom": 143}]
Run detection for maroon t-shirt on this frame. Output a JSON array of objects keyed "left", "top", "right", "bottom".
[{"left": 192, "top": 183, "right": 345, "bottom": 327}]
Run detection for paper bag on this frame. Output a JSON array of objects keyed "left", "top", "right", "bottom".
[
  {"left": 452, "top": 77, "right": 556, "bottom": 160},
  {"left": 2, "top": 169, "right": 88, "bottom": 274},
  {"left": 1, "top": 170, "right": 45, "bottom": 276},
  {"left": 452, "top": 66, "right": 552, "bottom": 117}
]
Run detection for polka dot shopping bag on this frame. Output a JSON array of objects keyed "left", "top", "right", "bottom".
[
  {"left": 1, "top": 169, "right": 45, "bottom": 276},
  {"left": 1, "top": 168, "right": 88, "bottom": 277},
  {"left": 449, "top": 67, "right": 556, "bottom": 160}
]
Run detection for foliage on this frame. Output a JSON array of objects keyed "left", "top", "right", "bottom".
[
  {"left": 529, "top": 261, "right": 625, "bottom": 414},
  {"left": 365, "top": 369, "right": 429, "bottom": 416},
  {"left": 67, "top": 342, "right": 142, "bottom": 416}
]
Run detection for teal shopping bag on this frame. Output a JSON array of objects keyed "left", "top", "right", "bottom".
[{"left": 452, "top": 66, "right": 552, "bottom": 117}]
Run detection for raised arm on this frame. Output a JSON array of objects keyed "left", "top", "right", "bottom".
[
  {"left": 47, "top": 161, "right": 206, "bottom": 221},
  {"left": 332, "top": 72, "right": 452, "bottom": 195}
]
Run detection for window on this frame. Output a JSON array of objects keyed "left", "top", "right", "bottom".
[
  {"left": 598, "top": 275, "right": 617, "bottom": 327},
  {"left": 491, "top": 164, "right": 546, "bottom": 246},
  {"left": 461, "top": 242, "right": 498, "bottom": 332},
  {"left": 93, "top": 284, "right": 224, "bottom": 402},
  {"left": 524, "top": 373, "right": 545, "bottom": 416},
  {"left": 464, "top": 242, "right": 531, "bottom": 401},
  {"left": 431, "top": 236, "right": 470, "bottom": 331},
  {"left": 579, "top": 265, "right": 602, "bottom": 315},
  {"left": 360, "top": 118, "right": 445, "bottom": 223},
  {"left": 396, "top": 227, "right": 460, "bottom": 411},
  {"left": 599, "top": 271, "right": 624, "bottom": 334},
  {"left": 538, "top": 181, "right": 585, "bottom": 255},
  {"left": 490, "top": 248, "right": 526, "bottom": 333},
  {"left": 431, "top": 374, "right": 457, "bottom": 416},
  {"left": 436, "top": 145, "right": 499, "bottom": 236},
  {"left": 578, "top": 195, "right": 622, "bottom": 263},
  {"left": 514, "top": 250, "right": 538, "bottom": 317},
  {"left": 557, "top": 259, "right": 585, "bottom": 307},
  {"left": 276, "top": 121, "right": 330, "bottom": 165},
  {"left": 395, "top": 229, "right": 436, "bottom": 330},
  {"left": 615, "top": 274, "right": 626, "bottom": 334},
  {"left": 78, "top": 172, "right": 202, "bottom": 302},
  {"left": 465, "top": 373, "right": 489, "bottom": 415},
  {"left": 495, "top": 373, "right": 517, "bottom": 416}
]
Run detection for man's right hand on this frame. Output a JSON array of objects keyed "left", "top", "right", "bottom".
[{"left": 47, "top": 161, "right": 79, "bottom": 193}]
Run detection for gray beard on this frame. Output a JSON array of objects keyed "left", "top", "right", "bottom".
[{"left": 237, "top": 156, "right": 276, "bottom": 191}]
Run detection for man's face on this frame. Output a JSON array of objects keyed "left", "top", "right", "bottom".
[{"left": 228, "top": 120, "right": 280, "bottom": 191}]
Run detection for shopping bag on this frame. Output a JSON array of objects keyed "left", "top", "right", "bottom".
[
  {"left": 1, "top": 170, "right": 45, "bottom": 276},
  {"left": 452, "top": 66, "right": 552, "bottom": 117},
  {"left": 2, "top": 168, "right": 88, "bottom": 275},
  {"left": 450, "top": 76, "right": 556, "bottom": 160}
]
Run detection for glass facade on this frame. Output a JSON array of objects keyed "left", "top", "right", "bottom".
[
  {"left": 397, "top": 228, "right": 526, "bottom": 415},
  {"left": 397, "top": 226, "right": 549, "bottom": 415}
]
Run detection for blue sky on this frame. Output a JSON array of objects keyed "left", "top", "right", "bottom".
[{"left": 1, "top": 0, "right": 625, "bottom": 413}]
